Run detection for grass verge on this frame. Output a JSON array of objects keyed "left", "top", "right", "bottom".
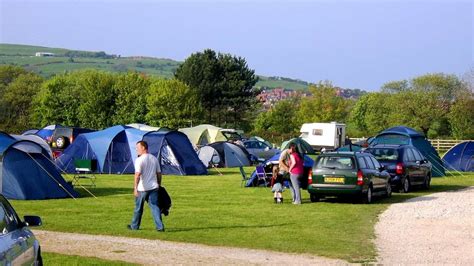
[{"left": 43, "top": 252, "right": 137, "bottom": 265}]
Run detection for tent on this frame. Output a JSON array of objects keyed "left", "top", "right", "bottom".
[
  {"left": 35, "top": 124, "right": 64, "bottom": 141},
  {"left": 179, "top": 124, "right": 227, "bottom": 147},
  {"left": 371, "top": 126, "right": 445, "bottom": 177},
  {"left": 280, "top": 138, "right": 315, "bottom": 155},
  {"left": 442, "top": 141, "right": 474, "bottom": 172},
  {"left": 198, "top": 141, "right": 251, "bottom": 168},
  {"left": 56, "top": 126, "right": 207, "bottom": 175},
  {"left": 245, "top": 152, "right": 315, "bottom": 187},
  {"left": 127, "top": 123, "right": 168, "bottom": 132},
  {"left": 0, "top": 132, "right": 78, "bottom": 200},
  {"left": 12, "top": 134, "right": 53, "bottom": 159}
]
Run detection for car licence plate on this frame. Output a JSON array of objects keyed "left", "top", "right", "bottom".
[{"left": 324, "top": 177, "right": 345, "bottom": 183}]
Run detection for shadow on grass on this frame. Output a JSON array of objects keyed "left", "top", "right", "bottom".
[
  {"left": 76, "top": 187, "right": 131, "bottom": 198},
  {"left": 168, "top": 222, "right": 293, "bottom": 232}
]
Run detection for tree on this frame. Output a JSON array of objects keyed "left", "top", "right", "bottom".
[
  {"left": 31, "top": 73, "right": 83, "bottom": 127},
  {"left": 112, "top": 72, "right": 151, "bottom": 125},
  {"left": 389, "top": 90, "right": 444, "bottom": 137},
  {"left": 380, "top": 80, "right": 409, "bottom": 93},
  {"left": 76, "top": 70, "right": 116, "bottom": 129},
  {"left": 448, "top": 92, "right": 474, "bottom": 139},
  {"left": 175, "top": 49, "right": 222, "bottom": 123},
  {"left": 146, "top": 79, "right": 202, "bottom": 129},
  {"left": 0, "top": 72, "right": 43, "bottom": 133},
  {"left": 217, "top": 53, "right": 259, "bottom": 129},
  {"left": 296, "top": 81, "right": 350, "bottom": 126},
  {"left": 252, "top": 98, "right": 301, "bottom": 143},
  {"left": 349, "top": 92, "right": 394, "bottom": 136}
]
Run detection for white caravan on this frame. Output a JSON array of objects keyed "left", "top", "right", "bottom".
[{"left": 300, "top": 122, "right": 346, "bottom": 151}]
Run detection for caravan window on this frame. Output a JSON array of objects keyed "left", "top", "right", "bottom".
[{"left": 312, "top": 129, "right": 323, "bottom": 136}]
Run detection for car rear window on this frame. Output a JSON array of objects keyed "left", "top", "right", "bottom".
[
  {"left": 367, "top": 148, "right": 398, "bottom": 161},
  {"left": 316, "top": 156, "right": 355, "bottom": 170}
]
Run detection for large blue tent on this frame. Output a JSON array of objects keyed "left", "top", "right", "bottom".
[
  {"left": 0, "top": 132, "right": 78, "bottom": 200},
  {"left": 56, "top": 126, "right": 207, "bottom": 175},
  {"left": 371, "top": 126, "right": 445, "bottom": 177},
  {"left": 442, "top": 141, "right": 474, "bottom": 172}
]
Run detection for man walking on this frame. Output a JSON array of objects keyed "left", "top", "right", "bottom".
[{"left": 128, "top": 140, "right": 165, "bottom": 232}]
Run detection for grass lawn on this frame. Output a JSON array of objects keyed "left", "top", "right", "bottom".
[
  {"left": 43, "top": 252, "right": 137, "bottom": 265},
  {"left": 11, "top": 168, "right": 474, "bottom": 263}
]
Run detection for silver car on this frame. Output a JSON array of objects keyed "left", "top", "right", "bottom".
[
  {"left": 243, "top": 140, "right": 279, "bottom": 161},
  {"left": 0, "top": 194, "right": 42, "bottom": 265}
]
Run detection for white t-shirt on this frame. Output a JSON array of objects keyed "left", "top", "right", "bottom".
[{"left": 134, "top": 153, "right": 161, "bottom": 192}]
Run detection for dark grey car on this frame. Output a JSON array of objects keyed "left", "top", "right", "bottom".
[
  {"left": 0, "top": 194, "right": 42, "bottom": 265},
  {"left": 366, "top": 144, "right": 432, "bottom": 192}
]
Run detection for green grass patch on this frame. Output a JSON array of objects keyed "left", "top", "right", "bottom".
[
  {"left": 43, "top": 252, "right": 137, "bottom": 265},
  {"left": 11, "top": 168, "right": 474, "bottom": 263}
]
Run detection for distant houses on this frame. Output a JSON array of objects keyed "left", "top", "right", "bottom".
[{"left": 35, "top": 52, "right": 55, "bottom": 57}]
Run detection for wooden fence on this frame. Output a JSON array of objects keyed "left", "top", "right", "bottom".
[{"left": 350, "top": 138, "right": 470, "bottom": 153}]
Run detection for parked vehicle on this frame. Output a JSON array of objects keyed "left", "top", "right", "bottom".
[
  {"left": 49, "top": 127, "right": 95, "bottom": 158},
  {"left": 0, "top": 193, "right": 42, "bottom": 265},
  {"left": 307, "top": 151, "right": 391, "bottom": 203},
  {"left": 243, "top": 140, "right": 280, "bottom": 161},
  {"left": 366, "top": 144, "right": 432, "bottom": 192},
  {"left": 300, "top": 122, "right": 345, "bottom": 151}
]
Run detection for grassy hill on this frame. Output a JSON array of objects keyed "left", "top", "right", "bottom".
[{"left": 0, "top": 43, "right": 310, "bottom": 90}]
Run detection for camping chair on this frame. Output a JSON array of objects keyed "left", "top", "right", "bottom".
[
  {"left": 72, "top": 159, "right": 97, "bottom": 187},
  {"left": 239, "top": 166, "right": 250, "bottom": 187},
  {"left": 255, "top": 165, "right": 269, "bottom": 187}
]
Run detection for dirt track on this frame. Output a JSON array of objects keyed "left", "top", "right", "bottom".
[{"left": 33, "top": 230, "right": 347, "bottom": 265}]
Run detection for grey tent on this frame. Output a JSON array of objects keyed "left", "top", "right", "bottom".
[{"left": 198, "top": 141, "right": 251, "bottom": 168}]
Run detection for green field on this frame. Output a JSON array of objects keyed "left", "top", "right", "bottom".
[
  {"left": 0, "top": 43, "right": 310, "bottom": 90},
  {"left": 10, "top": 168, "right": 474, "bottom": 263}
]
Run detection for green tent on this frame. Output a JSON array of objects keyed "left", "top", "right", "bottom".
[{"left": 280, "top": 138, "right": 315, "bottom": 155}]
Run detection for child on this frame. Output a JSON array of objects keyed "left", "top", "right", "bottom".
[{"left": 271, "top": 165, "right": 283, "bottom": 203}]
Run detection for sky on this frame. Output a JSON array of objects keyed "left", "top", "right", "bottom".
[{"left": 0, "top": 0, "right": 472, "bottom": 90}]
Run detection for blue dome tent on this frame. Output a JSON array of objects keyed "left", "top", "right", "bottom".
[
  {"left": 56, "top": 126, "right": 207, "bottom": 175},
  {"left": 442, "top": 141, "right": 473, "bottom": 172},
  {"left": 371, "top": 126, "right": 445, "bottom": 177},
  {"left": 0, "top": 132, "right": 78, "bottom": 200}
]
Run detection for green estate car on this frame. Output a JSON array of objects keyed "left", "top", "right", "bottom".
[{"left": 307, "top": 151, "right": 391, "bottom": 203}]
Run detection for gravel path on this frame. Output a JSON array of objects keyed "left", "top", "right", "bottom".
[
  {"left": 33, "top": 230, "right": 347, "bottom": 265},
  {"left": 375, "top": 186, "right": 474, "bottom": 265}
]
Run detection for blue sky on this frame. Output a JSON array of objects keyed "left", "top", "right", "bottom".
[{"left": 0, "top": 0, "right": 472, "bottom": 90}]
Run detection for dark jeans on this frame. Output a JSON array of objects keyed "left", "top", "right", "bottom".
[{"left": 130, "top": 189, "right": 164, "bottom": 230}]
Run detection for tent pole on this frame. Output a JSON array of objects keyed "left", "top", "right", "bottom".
[
  {"left": 40, "top": 153, "right": 97, "bottom": 198},
  {"left": 26, "top": 153, "right": 77, "bottom": 200}
]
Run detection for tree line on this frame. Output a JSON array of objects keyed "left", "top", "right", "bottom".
[
  {"left": 0, "top": 49, "right": 472, "bottom": 143},
  {"left": 0, "top": 49, "right": 260, "bottom": 133},
  {"left": 253, "top": 73, "right": 473, "bottom": 143}
]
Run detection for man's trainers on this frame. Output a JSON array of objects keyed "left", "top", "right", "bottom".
[
  {"left": 157, "top": 228, "right": 165, "bottom": 232},
  {"left": 127, "top": 224, "right": 136, "bottom": 230}
]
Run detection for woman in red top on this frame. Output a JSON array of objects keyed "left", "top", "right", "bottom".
[{"left": 288, "top": 143, "right": 304, "bottom": 204}]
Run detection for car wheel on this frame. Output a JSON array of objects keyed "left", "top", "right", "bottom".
[
  {"left": 310, "top": 194, "right": 320, "bottom": 202},
  {"left": 423, "top": 172, "right": 431, "bottom": 190},
  {"left": 56, "top": 136, "right": 69, "bottom": 149},
  {"left": 385, "top": 180, "right": 392, "bottom": 198},
  {"left": 362, "top": 186, "right": 372, "bottom": 204},
  {"left": 402, "top": 177, "right": 410, "bottom": 193}
]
